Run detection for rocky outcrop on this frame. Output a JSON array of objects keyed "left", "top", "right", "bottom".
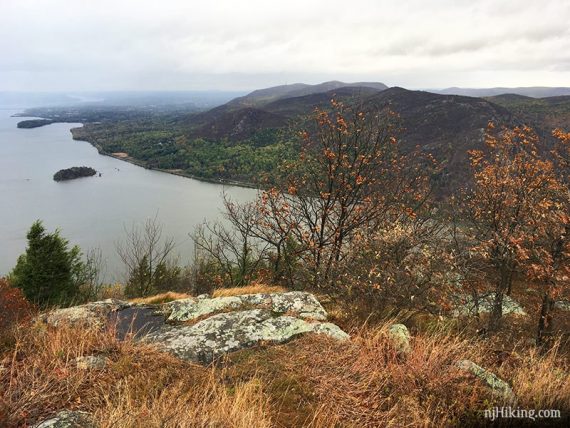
[
  {"left": 39, "top": 292, "right": 348, "bottom": 365},
  {"left": 387, "top": 324, "right": 411, "bottom": 356},
  {"left": 33, "top": 411, "right": 95, "bottom": 428},
  {"left": 149, "top": 292, "right": 346, "bottom": 364},
  {"left": 40, "top": 299, "right": 131, "bottom": 328},
  {"left": 451, "top": 293, "right": 526, "bottom": 317},
  {"left": 456, "top": 360, "right": 515, "bottom": 402},
  {"left": 162, "top": 291, "right": 328, "bottom": 322},
  {"left": 145, "top": 308, "right": 348, "bottom": 364}
]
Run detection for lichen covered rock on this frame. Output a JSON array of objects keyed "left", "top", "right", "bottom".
[
  {"left": 451, "top": 293, "right": 526, "bottom": 317},
  {"left": 33, "top": 410, "right": 95, "bottom": 428},
  {"left": 387, "top": 324, "right": 411, "bottom": 355},
  {"left": 162, "top": 291, "right": 328, "bottom": 322},
  {"left": 152, "top": 292, "right": 348, "bottom": 364},
  {"left": 74, "top": 355, "right": 107, "bottom": 370},
  {"left": 40, "top": 292, "right": 348, "bottom": 365},
  {"left": 145, "top": 308, "right": 349, "bottom": 364},
  {"left": 40, "top": 299, "right": 131, "bottom": 328},
  {"left": 456, "top": 359, "right": 515, "bottom": 402}
]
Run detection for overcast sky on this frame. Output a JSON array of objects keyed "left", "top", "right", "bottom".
[{"left": 1, "top": 0, "right": 569, "bottom": 92}]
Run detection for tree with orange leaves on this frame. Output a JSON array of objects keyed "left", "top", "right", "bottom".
[
  {"left": 253, "top": 100, "right": 435, "bottom": 289},
  {"left": 532, "top": 129, "right": 570, "bottom": 347},
  {"left": 461, "top": 123, "right": 562, "bottom": 331}
]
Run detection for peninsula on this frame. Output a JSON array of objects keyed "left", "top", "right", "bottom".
[{"left": 17, "top": 119, "right": 55, "bottom": 129}]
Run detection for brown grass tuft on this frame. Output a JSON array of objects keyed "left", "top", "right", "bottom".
[
  {"left": 96, "top": 373, "right": 271, "bottom": 428},
  {"left": 212, "top": 284, "right": 287, "bottom": 298},
  {"left": 97, "top": 283, "right": 126, "bottom": 300},
  {"left": 508, "top": 342, "right": 570, "bottom": 411},
  {"left": 297, "top": 325, "right": 488, "bottom": 427},
  {"left": 129, "top": 291, "right": 191, "bottom": 305},
  {"left": 225, "top": 322, "right": 570, "bottom": 427}
]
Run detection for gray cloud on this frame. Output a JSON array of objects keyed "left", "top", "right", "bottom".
[{"left": 0, "top": 0, "right": 569, "bottom": 91}]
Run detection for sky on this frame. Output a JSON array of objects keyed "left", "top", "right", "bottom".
[{"left": 1, "top": 0, "right": 569, "bottom": 92}]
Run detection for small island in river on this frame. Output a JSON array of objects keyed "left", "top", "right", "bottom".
[
  {"left": 17, "top": 119, "right": 55, "bottom": 129},
  {"left": 53, "top": 166, "right": 97, "bottom": 182}
]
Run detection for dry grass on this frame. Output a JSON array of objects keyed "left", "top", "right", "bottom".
[
  {"left": 97, "top": 283, "right": 126, "bottom": 300},
  {"left": 129, "top": 291, "right": 191, "bottom": 305},
  {"left": 127, "top": 284, "right": 287, "bottom": 305},
  {"left": 1, "top": 316, "right": 568, "bottom": 427},
  {"left": 227, "top": 325, "right": 488, "bottom": 427},
  {"left": 96, "top": 374, "right": 272, "bottom": 428},
  {"left": 0, "top": 323, "right": 272, "bottom": 428},
  {"left": 225, "top": 323, "right": 570, "bottom": 427},
  {"left": 508, "top": 342, "right": 570, "bottom": 411},
  {"left": 212, "top": 284, "right": 287, "bottom": 298}
]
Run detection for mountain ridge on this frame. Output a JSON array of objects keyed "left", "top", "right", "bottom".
[
  {"left": 182, "top": 85, "right": 519, "bottom": 194},
  {"left": 226, "top": 80, "right": 389, "bottom": 109},
  {"left": 432, "top": 86, "right": 570, "bottom": 98}
]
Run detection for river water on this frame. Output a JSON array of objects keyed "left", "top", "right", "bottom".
[{"left": 0, "top": 107, "right": 256, "bottom": 280}]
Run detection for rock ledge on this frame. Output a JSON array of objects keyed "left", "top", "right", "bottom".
[{"left": 40, "top": 292, "right": 348, "bottom": 364}]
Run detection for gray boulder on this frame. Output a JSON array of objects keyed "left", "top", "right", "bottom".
[
  {"left": 162, "top": 291, "right": 328, "bottom": 322},
  {"left": 456, "top": 360, "right": 515, "bottom": 402},
  {"left": 33, "top": 411, "right": 95, "bottom": 428},
  {"left": 387, "top": 324, "right": 411, "bottom": 355},
  {"left": 145, "top": 308, "right": 349, "bottom": 364},
  {"left": 555, "top": 300, "right": 570, "bottom": 311},
  {"left": 74, "top": 355, "right": 107, "bottom": 370},
  {"left": 40, "top": 299, "right": 131, "bottom": 328},
  {"left": 451, "top": 293, "right": 526, "bottom": 317}
]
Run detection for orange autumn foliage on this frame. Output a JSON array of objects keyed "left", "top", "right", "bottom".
[
  {"left": 462, "top": 123, "right": 567, "bottom": 332},
  {"left": 0, "top": 278, "right": 34, "bottom": 331},
  {"left": 252, "top": 100, "right": 436, "bottom": 289}
]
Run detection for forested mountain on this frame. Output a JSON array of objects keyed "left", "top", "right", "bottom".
[
  {"left": 486, "top": 93, "right": 570, "bottom": 132},
  {"left": 185, "top": 86, "right": 383, "bottom": 142},
  {"left": 179, "top": 85, "right": 517, "bottom": 192}
]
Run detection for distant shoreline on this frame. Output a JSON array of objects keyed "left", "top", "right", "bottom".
[
  {"left": 92, "top": 147, "right": 259, "bottom": 190},
  {"left": 14, "top": 113, "right": 259, "bottom": 190}
]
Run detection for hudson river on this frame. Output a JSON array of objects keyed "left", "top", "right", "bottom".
[{"left": 0, "top": 107, "right": 256, "bottom": 280}]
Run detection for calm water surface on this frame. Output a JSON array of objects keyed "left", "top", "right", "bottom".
[{"left": 0, "top": 107, "right": 256, "bottom": 280}]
